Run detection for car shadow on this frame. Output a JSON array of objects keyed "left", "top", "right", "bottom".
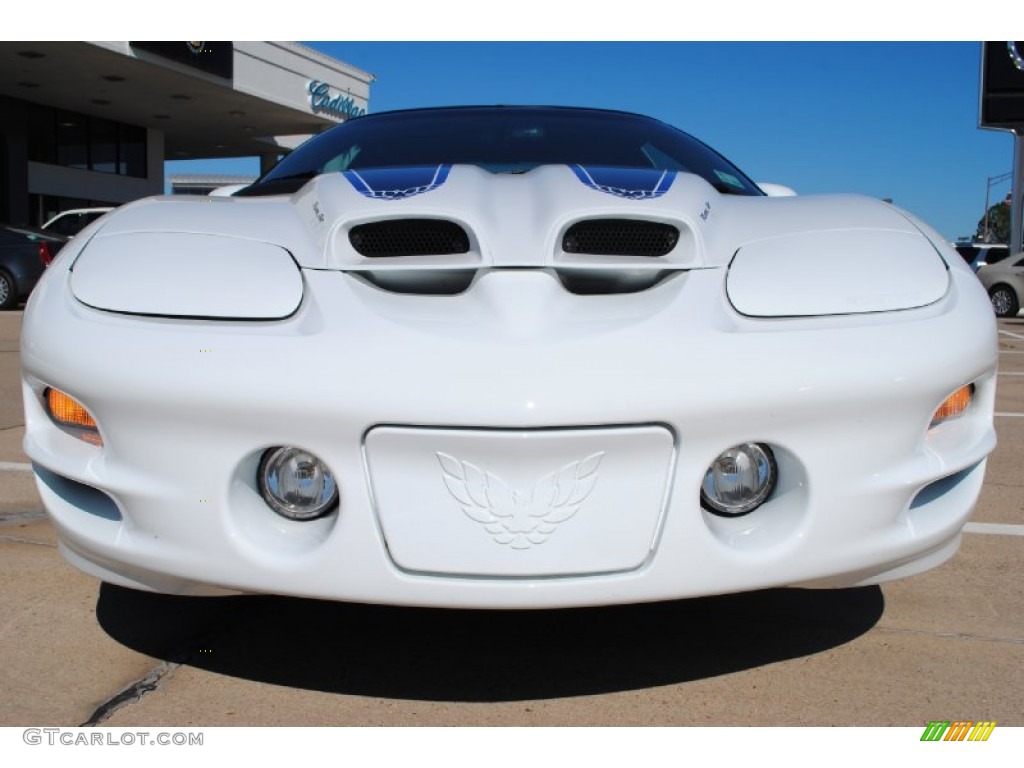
[{"left": 96, "top": 584, "right": 883, "bottom": 702}]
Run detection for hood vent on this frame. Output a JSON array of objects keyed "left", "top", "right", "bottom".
[
  {"left": 349, "top": 219, "right": 471, "bottom": 258},
  {"left": 562, "top": 219, "right": 679, "bottom": 257}
]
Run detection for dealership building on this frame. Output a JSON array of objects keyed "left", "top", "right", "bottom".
[{"left": 0, "top": 41, "right": 372, "bottom": 227}]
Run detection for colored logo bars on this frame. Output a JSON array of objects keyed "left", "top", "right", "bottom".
[{"left": 920, "top": 721, "right": 997, "bottom": 742}]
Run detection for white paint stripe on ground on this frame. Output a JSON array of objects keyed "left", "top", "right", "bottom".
[
  {"left": 964, "top": 522, "right": 1024, "bottom": 536},
  {"left": 995, "top": 412, "right": 1024, "bottom": 418},
  {"left": 998, "top": 371, "right": 1024, "bottom": 376},
  {"left": 999, "top": 328, "right": 1024, "bottom": 340},
  {"left": 0, "top": 461, "right": 32, "bottom": 472}
]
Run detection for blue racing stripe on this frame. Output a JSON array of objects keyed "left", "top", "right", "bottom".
[{"left": 343, "top": 165, "right": 452, "bottom": 200}]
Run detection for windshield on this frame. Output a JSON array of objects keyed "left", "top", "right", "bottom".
[{"left": 239, "top": 107, "right": 763, "bottom": 197}]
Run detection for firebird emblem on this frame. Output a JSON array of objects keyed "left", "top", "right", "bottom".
[
  {"left": 437, "top": 452, "right": 604, "bottom": 550},
  {"left": 571, "top": 165, "right": 676, "bottom": 200}
]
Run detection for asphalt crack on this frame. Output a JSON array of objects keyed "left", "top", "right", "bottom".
[
  {"left": 80, "top": 661, "right": 181, "bottom": 726},
  {"left": 80, "top": 602, "right": 247, "bottom": 726}
]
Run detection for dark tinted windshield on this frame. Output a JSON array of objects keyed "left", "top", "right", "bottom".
[{"left": 241, "top": 107, "right": 762, "bottom": 197}]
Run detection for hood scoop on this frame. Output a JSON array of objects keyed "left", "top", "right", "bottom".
[
  {"left": 562, "top": 219, "right": 680, "bottom": 257},
  {"left": 349, "top": 219, "right": 471, "bottom": 257}
]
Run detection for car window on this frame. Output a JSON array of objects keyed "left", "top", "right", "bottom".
[
  {"left": 46, "top": 212, "right": 108, "bottom": 237},
  {"left": 243, "top": 107, "right": 764, "bottom": 198},
  {"left": 955, "top": 246, "right": 978, "bottom": 263},
  {"left": 986, "top": 249, "right": 1011, "bottom": 266},
  {"left": 44, "top": 215, "right": 83, "bottom": 237}
]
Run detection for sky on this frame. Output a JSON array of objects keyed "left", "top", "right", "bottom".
[{"left": 167, "top": 42, "right": 1012, "bottom": 243}]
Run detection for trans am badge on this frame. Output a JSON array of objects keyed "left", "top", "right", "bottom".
[{"left": 437, "top": 452, "right": 604, "bottom": 550}]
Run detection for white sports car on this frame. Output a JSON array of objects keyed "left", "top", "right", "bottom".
[{"left": 20, "top": 106, "right": 998, "bottom": 608}]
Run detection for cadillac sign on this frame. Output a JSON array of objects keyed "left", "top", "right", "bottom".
[{"left": 308, "top": 80, "right": 366, "bottom": 121}]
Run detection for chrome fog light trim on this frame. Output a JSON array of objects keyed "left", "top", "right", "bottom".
[
  {"left": 258, "top": 446, "right": 339, "bottom": 521},
  {"left": 701, "top": 442, "right": 778, "bottom": 517}
]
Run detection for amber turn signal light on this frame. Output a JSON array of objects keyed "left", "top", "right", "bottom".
[
  {"left": 44, "top": 388, "right": 102, "bottom": 445},
  {"left": 930, "top": 384, "right": 973, "bottom": 428}
]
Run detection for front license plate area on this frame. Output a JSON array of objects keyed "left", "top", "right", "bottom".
[{"left": 364, "top": 425, "right": 674, "bottom": 577}]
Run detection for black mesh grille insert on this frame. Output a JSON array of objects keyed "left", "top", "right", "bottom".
[
  {"left": 349, "top": 219, "right": 471, "bottom": 257},
  {"left": 562, "top": 219, "right": 679, "bottom": 257}
]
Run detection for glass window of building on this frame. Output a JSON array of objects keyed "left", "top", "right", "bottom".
[
  {"left": 90, "top": 117, "right": 118, "bottom": 174},
  {"left": 27, "top": 106, "right": 147, "bottom": 179},
  {"left": 119, "top": 124, "right": 147, "bottom": 178},
  {"left": 55, "top": 111, "right": 89, "bottom": 170}
]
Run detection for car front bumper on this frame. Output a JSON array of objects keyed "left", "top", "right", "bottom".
[{"left": 20, "top": 266, "right": 998, "bottom": 608}]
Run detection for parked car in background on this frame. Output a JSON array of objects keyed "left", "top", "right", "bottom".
[
  {"left": 41, "top": 207, "right": 114, "bottom": 238},
  {"left": 0, "top": 223, "right": 68, "bottom": 310},
  {"left": 954, "top": 242, "right": 1011, "bottom": 273},
  {"left": 977, "top": 252, "right": 1024, "bottom": 317}
]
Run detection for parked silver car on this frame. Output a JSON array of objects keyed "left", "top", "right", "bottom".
[{"left": 977, "top": 252, "right": 1024, "bottom": 317}]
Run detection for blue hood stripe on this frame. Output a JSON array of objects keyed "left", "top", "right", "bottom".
[
  {"left": 343, "top": 165, "right": 452, "bottom": 200},
  {"left": 572, "top": 165, "right": 676, "bottom": 200}
]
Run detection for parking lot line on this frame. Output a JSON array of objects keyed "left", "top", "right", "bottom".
[
  {"left": 0, "top": 461, "right": 31, "bottom": 472},
  {"left": 999, "top": 329, "right": 1024, "bottom": 340},
  {"left": 995, "top": 412, "right": 1024, "bottom": 418},
  {"left": 964, "top": 522, "right": 1024, "bottom": 536}
]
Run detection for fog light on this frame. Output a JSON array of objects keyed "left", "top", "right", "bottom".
[
  {"left": 930, "top": 384, "right": 973, "bottom": 428},
  {"left": 701, "top": 442, "right": 777, "bottom": 517},
  {"left": 258, "top": 446, "right": 338, "bottom": 520},
  {"left": 44, "top": 387, "right": 102, "bottom": 445}
]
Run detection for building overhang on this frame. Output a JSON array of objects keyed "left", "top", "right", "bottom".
[{"left": 0, "top": 41, "right": 373, "bottom": 159}]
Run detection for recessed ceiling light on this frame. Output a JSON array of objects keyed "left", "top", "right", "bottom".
[
  {"left": 101, "top": 74, "right": 126, "bottom": 82},
  {"left": 17, "top": 50, "right": 45, "bottom": 59}
]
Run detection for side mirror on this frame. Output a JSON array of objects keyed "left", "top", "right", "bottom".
[{"left": 757, "top": 183, "right": 797, "bottom": 197}]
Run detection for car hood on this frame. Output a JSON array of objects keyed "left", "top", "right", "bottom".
[
  {"left": 87, "top": 164, "right": 930, "bottom": 271},
  {"left": 66, "top": 164, "right": 951, "bottom": 319}
]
